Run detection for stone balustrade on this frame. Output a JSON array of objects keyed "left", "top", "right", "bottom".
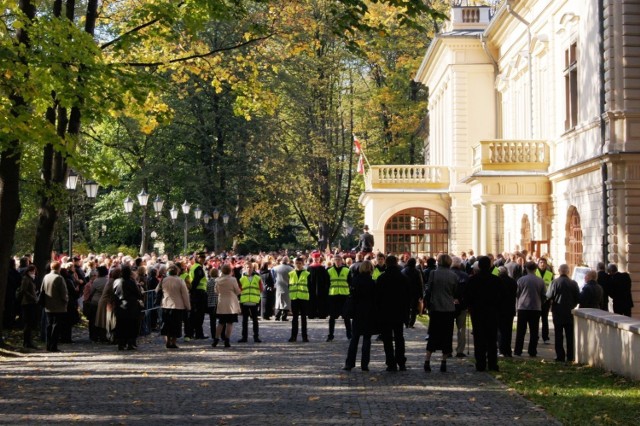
[
  {"left": 472, "top": 139, "right": 550, "bottom": 172},
  {"left": 573, "top": 308, "right": 640, "bottom": 380},
  {"left": 365, "top": 165, "right": 449, "bottom": 190}
]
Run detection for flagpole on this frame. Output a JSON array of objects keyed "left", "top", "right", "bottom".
[{"left": 353, "top": 134, "right": 372, "bottom": 172}]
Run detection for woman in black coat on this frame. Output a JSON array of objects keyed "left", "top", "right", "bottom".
[
  {"left": 344, "top": 260, "right": 377, "bottom": 371},
  {"left": 114, "top": 265, "right": 142, "bottom": 351}
]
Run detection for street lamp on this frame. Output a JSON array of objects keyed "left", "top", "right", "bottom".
[
  {"left": 212, "top": 209, "right": 220, "bottom": 253},
  {"left": 152, "top": 195, "right": 164, "bottom": 216},
  {"left": 169, "top": 204, "right": 178, "bottom": 222},
  {"left": 66, "top": 170, "right": 98, "bottom": 256},
  {"left": 181, "top": 200, "right": 191, "bottom": 254},
  {"left": 123, "top": 189, "right": 159, "bottom": 256}
]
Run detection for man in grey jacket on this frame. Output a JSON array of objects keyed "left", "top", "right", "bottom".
[
  {"left": 514, "top": 262, "right": 546, "bottom": 357},
  {"left": 546, "top": 264, "right": 580, "bottom": 362},
  {"left": 41, "top": 261, "right": 69, "bottom": 352}
]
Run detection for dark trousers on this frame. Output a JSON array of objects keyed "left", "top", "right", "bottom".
[
  {"left": 84, "top": 303, "right": 99, "bottom": 341},
  {"left": 240, "top": 304, "right": 260, "bottom": 339},
  {"left": 514, "top": 310, "right": 541, "bottom": 356},
  {"left": 553, "top": 317, "right": 574, "bottom": 361},
  {"left": 261, "top": 290, "right": 275, "bottom": 319},
  {"left": 408, "top": 297, "right": 420, "bottom": 327},
  {"left": 381, "top": 321, "right": 405, "bottom": 369},
  {"left": 540, "top": 300, "right": 550, "bottom": 341},
  {"left": 328, "top": 295, "right": 351, "bottom": 339},
  {"left": 498, "top": 314, "right": 515, "bottom": 356},
  {"left": 22, "top": 304, "right": 37, "bottom": 347},
  {"left": 207, "top": 306, "right": 217, "bottom": 338},
  {"left": 471, "top": 314, "right": 499, "bottom": 371},
  {"left": 189, "top": 290, "right": 208, "bottom": 338},
  {"left": 345, "top": 320, "right": 371, "bottom": 368},
  {"left": 46, "top": 312, "right": 64, "bottom": 351},
  {"left": 290, "top": 299, "right": 308, "bottom": 339}
]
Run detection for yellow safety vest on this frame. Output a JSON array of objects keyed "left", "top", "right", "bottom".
[
  {"left": 328, "top": 266, "right": 350, "bottom": 296},
  {"left": 289, "top": 270, "right": 310, "bottom": 301},
  {"left": 372, "top": 266, "right": 385, "bottom": 281},
  {"left": 180, "top": 272, "right": 191, "bottom": 289},
  {"left": 535, "top": 269, "right": 554, "bottom": 288},
  {"left": 492, "top": 266, "right": 500, "bottom": 276},
  {"left": 239, "top": 274, "right": 261, "bottom": 304},
  {"left": 189, "top": 263, "right": 207, "bottom": 291}
]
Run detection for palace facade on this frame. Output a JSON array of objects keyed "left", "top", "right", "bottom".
[{"left": 359, "top": 0, "right": 640, "bottom": 316}]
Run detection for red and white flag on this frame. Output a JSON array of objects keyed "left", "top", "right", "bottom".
[
  {"left": 353, "top": 135, "right": 362, "bottom": 155},
  {"left": 357, "top": 154, "right": 365, "bottom": 174}
]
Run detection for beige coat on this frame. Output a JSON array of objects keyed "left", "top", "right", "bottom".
[
  {"left": 158, "top": 276, "right": 191, "bottom": 310},
  {"left": 42, "top": 271, "right": 68, "bottom": 313},
  {"left": 215, "top": 274, "right": 241, "bottom": 314}
]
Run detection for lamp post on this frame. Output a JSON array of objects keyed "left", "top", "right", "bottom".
[
  {"left": 212, "top": 209, "right": 220, "bottom": 253},
  {"left": 181, "top": 201, "right": 191, "bottom": 254},
  {"left": 66, "top": 170, "right": 98, "bottom": 256},
  {"left": 222, "top": 212, "right": 229, "bottom": 251},
  {"left": 124, "top": 190, "right": 163, "bottom": 256}
]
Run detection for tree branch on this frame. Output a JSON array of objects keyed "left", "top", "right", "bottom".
[
  {"left": 114, "top": 34, "right": 274, "bottom": 67},
  {"left": 100, "top": 1, "right": 185, "bottom": 50}
]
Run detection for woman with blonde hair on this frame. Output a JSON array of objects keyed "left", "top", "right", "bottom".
[
  {"left": 212, "top": 263, "right": 241, "bottom": 348},
  {"left": 157, "top": 263, "right": 191, "bottom": 349}
]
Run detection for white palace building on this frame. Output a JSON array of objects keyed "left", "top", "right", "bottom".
[{"left": 359, "top": 0, "right": 639, "bottom": 316}]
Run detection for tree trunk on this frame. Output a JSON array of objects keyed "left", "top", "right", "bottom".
[
  {"left": 32, "top": 0, "right": 99, "bottom": 274},
  {"left": 0, "top": 0, "right": 35, "bottom": 343}
]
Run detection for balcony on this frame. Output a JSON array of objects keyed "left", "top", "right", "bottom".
[
  {"left": 472, "top": 140, "right": 550, "bottom": 173},
  {"left": 365, "top": 165, "right": 450, "bottom": 190}
]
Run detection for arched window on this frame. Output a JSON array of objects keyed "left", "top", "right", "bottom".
[
  {"left": 566, "top": 206, "right": 583, "bottom": 273},
  {"left": 384, "top": 208, "right": 448, "bottom": 256},
  {"left": 521, "top": 214, "right": 532, "bottom": 253}
]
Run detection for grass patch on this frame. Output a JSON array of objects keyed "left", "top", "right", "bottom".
[{"left": 494, "top": 357, "right": 640, "bottom": 425}]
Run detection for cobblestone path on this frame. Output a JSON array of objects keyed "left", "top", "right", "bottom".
[{"left": 0, "top": 317, "right": 558, "bottom": 425}]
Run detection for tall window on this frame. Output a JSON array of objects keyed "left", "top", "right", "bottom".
[
  {"left": 566, "top": 206, "right": 583, "bottom": 273},
  {"left": 564, "top": 42, "right": 578, "bottom": 131},
  {"left": 384, "top": 208, "right": 448, "bottom": 257}
]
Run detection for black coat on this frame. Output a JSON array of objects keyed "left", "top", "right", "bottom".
[
  {"left": 376, "top": 266, "right": 410, "bottom": 325},
  {"left": 401, "top": 266, "right": 423, "bottom": 300},
  {"left": 498, "top": 273, "right": 518, "bottom": 317},
  {"left": 466, "top": 271, "right": 504, "bottom": 322},
  {"left": 350, "top": 274, "right": 377, "bottom": 335}
]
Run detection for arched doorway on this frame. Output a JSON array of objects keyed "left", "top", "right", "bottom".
[
  {"left": 565, "top": 206, "right": 583, "bottom": 273},
  {"left": 384, "top": 208, "right": 448, "bottom": 256},
  {"left": 521, "top": 214, "right": 532, "bottom": 253}
]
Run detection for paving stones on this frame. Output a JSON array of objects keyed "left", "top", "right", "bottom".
[{"left": 0, "top": 317, "right": 559, "bottom": 425}]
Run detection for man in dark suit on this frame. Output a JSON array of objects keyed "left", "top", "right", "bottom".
[
  {"left": 466, "top": 256, "right": 504, "bottom": 372},
  {"left": 376, "top": 255, "right": 410, "bottom": 371},
  {"left": 41, "top": 261, "right": 69, "bottom": 352},
  {"left": 607, "top": 264, "right": 634, "bottom": 317},
  {"left": 546, "top": 264, "right": 580, "bottom": 362},
  {"left": 357, "top": 225, "right": 374, "bottom": 253}
]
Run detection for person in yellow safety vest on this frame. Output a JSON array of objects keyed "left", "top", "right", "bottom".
[
  {"left": 486, "top": 253, "right": 501, "bottom": 277},
  {"left": 288, "top": 257, "right": 310, "bottom": 342},
  {"left": 238, "top": 262, "right": 263, "bottom": 343},
  {"left": 535, "top": 257, "right": 554, "bottom": 344},
  {"left": 186, "top": 252, "right": 210, "bottom": 340},
  {"left": 326, "top": 255, "right": 352, "bottom": 342},
  {"left": 372, "top": 252, "right": 386, "bottom": 281}
]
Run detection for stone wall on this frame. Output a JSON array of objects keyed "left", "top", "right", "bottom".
[{"left": 573, "top": 308, "right": 640, "bottom": 380}]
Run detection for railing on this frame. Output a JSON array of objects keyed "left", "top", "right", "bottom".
[
  {"left": 365, "top": 165, "right": 449, "bottom": 190},
  {"left": 140, "top": 289, "right": 161, "bottom": 336},
  {"left": 462, "top": 7, "right": 480, "bottom": 23},
  {"left": 472, "top": 140, "right": 550, "bottom": 172}
]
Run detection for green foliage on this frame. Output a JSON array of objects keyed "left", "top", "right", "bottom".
[{"left": 495, "top": 358, "right": 640, "bottom": 425}]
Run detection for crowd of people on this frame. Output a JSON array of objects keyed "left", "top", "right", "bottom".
[{"left": 5, "top": 239, "right": 636, "bottom": 373}]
